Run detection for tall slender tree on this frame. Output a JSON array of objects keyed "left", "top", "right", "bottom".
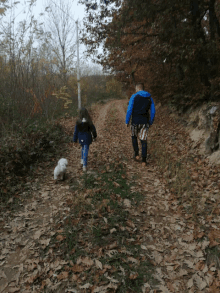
[{"left": 45, "top": 0, "right": 76, "bottom": 84}]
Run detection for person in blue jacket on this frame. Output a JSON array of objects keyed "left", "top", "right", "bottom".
[
  {"left": 125, "top": 83, "right": 156, "bottom": 166},
  {"left": 73, "top": 107, "right": 97, "bottom": 172}
]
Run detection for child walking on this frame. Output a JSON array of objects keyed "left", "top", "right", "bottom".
[{"left": 73, "top": 107, "right": 97, "bottom": 172}]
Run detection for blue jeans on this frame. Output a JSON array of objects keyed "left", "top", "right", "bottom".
[
  {"left": 132, "top": 136, "right": 147, "bottom": 162},
  {"left": 81, "top": 145, "right": 90, "bottom": 167}
]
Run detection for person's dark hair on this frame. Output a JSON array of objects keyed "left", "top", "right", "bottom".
[
  {"left": 135, "top": 83, "right": 144, "bottom": 90},
  {"left": 77, "top": 107, "right": 93, "bottom": 126}
]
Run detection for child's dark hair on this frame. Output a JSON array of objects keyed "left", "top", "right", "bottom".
[{"left": 77, "top": 107, "right": 93, "bottom": 125}]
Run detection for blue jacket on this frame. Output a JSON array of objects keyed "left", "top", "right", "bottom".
[
  {"left": 73, "top": 121, "right": 97, "bottom": 146},
  {"left": 125, "top": 91, "right": 156, "bottom": 125}
]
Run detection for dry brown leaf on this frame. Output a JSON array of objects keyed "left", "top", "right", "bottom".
[
  {"left": 77, "top": 256, "right": 93, "bottom": 267},
  {"left": 57, "top": 271, "right": 69, "bottom": 280},
  {"left": 110, "top": 228, "right": 117, "bottom": 233},
  {"left": 57, "top": 229, "right": 64, "bottom": 233},
  {"left": 123, "top": 199, "right": 131, "bottom": 208},
  {"left": 95, "top": 259, "right": 103, "bottom": 270},
  {"left": 184, "top": 260, "right": 194, "bottom": 269},
  {"left": 187, "top": 278, "right": 194, "bottom": 289},
  {"left": 71, "top": 274, "right": 78, "bottom": 281},
  {"left": 167, "top": 282, "right": 175, "bottom": 292},
  {"left": 158, "top": 285, "right": 172, "bottom": 293},
  {"left": 40, "top": 278, "right": 52, "bottom": 290},
  {"left": 33, "top": 230, "right": 42, "bottom": 240},
  {"left": 8, "top": 288, "right": 20, "bottom": 293},
  {"left": 79, "top": 283, "right": 92, "bottom": 289},
  {"left": 70, "top": 264, "right": 84, "bottom": 273},
  {"left": 113, "top": 181, "right": 120, "bottom": 187},
  {"left": 177, "top": 269, "right": 188, "bottom": 277},
  {"left": 93, "top": 282, "right": 118, "bottom": 292},
  {"left": 182, "top": 234, "right": 194, "bottom": 242},
  {"left": 56, "top": 235, "right": 65, "bottom": 241},
  {"left": 194, "top": 274, "right": 207, "bottom": 290},
  {"left": 0, "top": 270, "right": 7, "bottom": 279},
  {"left": 39, "top": 239, "right": 50, "bottom": 247},
  {"left": 105, "top": 250, "right": 118, "bottom": 257},
  {"left": 129, "top": 273, "right": 138, "bottom": 279},
  {"left": 152, "top": 251, "right": 163, "bottom": 264},
  {"left": 209, "top": 229, "right": 220, "bottom": 247},
  {"left": 127, "top": 257, "right": 139, "bottom": 264},
  {"left": 195, "top": 261, "right": 205, "bottom": 271},
  {"left": 126, "top": 220, "right": 135, "bottom": 229},
  {"left": 25, "top": 273, "right": 38, "bottom": 284},
  {"left": 106, "top": 241, "right": 118, "bottom": 250}
]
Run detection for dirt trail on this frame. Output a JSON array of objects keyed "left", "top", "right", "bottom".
[
  {"left": 0, "top": 99, "right": 217, "bottom": 292},
  {"left": 0, "top": 101, "right": 113, "bottom": 293},
  {"left": 114, "top": 101, "right": 213, "bottom": 292}
]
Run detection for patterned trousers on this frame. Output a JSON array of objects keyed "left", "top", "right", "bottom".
[
  {"left": 130, "top": 123, "right": 149, "bottom": 140},
  {"left": 130, "top": 124, "right": 149, "bottom": 161}
]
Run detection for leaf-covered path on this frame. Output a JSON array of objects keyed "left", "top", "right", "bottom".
[{"left": 0, "top": 99, "right": 220, "bottom": 292}]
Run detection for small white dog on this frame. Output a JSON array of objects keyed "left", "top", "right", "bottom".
[{"left": 54, "top": 158, "right": 68, "bottom": 180}]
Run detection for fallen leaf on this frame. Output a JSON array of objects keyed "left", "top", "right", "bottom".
[
  {"left": 127, "top": 257, "right": 139, "bottom": 264},
  {"left": 39, "top": 239, "right": 50, "bottom": 246},
  {"left": 194, "top": 274, "right": 207, "bottom": 290},
  {"left": 77, "top": 256, "right": 93, "bottom": 267},
  {"left": 95, "top": 259, "right": 103, "bottom": 270},
  {"left": 113, "top": 181, "right": 120, "bottom": 187},
  {"left": 79, "top": 283, "right": 92, "bottom": 289},
  {"left": 187, "top": 278, "right": 194, "bottom": 289},
  {"left": 33, "top": 230, "right": 42, "bottom": 240},
  {"left": 70, "top": 265, "right": 84, "bottom": 273},
  {"left": 106, "top": 241, "right": 117, "bottom": 250},
  {"left": 0, "top": 270, "right": 7, "bottom": 279},
  {"left": 123, "top": 199, "right": 131, "bottom": 208},
  {"left": 152, "top": 251, "right": 163, "bottom": 264},
  {"left": 158, "top": 285, "right": 172, "bottom": 293},
  {"left": 129, "top": 273, "right": 138, "bottom": 279},
  {"left": 110, "top": 228, "right": 116, "bottom": 233},
  {"left": 195, "top": 261, "right": 205, "bottom": 271},
  {"left": 8, "top": 288, "right": 20, "bottom": 293},
  {"left": 56, "top": 235, "right": 65, "bottom": 241},
  {"left": 167, "top": 282, "right": 175, "bottom": 292},
  {"left": 126, "top": 220, "right": 135, "bottom": 228},
  {"left": 57, "top": 271, "right": 68, "bottom": 280}
]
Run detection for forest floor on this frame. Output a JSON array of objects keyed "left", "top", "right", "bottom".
[{"left": 0, "top": 99, "right": 220, "bottom": 293}]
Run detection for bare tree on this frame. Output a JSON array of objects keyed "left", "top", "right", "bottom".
[{"left": 45, "top": 0, "right": 76, "bottom": 84}]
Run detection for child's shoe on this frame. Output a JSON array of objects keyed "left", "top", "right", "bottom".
[
  {"left": 81, "top": 159, "right": 83, "bottom": 164},
  {"left": 83, "top": 166, "right": 87, "bottom": 172}
]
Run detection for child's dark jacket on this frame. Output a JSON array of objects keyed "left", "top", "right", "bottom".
[{"left": 73, "top": 119, "right": 97, "bottom": 146}]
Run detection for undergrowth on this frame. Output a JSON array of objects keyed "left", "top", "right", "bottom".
[{"left": 0, "top": 120, "right": 69, "bottom": 211}]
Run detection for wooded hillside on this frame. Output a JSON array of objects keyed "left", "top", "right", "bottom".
[{"left": 82, "top": 0, "right": 220, "bottom": 110}]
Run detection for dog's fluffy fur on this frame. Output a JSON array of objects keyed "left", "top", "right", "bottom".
[{"left": 54, "top": 158, "right": 68, "bottom": 180}]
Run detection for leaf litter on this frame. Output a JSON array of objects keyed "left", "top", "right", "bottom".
[{"left": 0, "top": 100, "right": 219, "bottom": 292}]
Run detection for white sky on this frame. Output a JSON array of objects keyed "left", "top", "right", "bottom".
[
  {"left": 0, "top": 0, "right": 103, "bottom": 72},
  {"left": 12, "top": 0, "right": 85, "bottom": 23}
]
